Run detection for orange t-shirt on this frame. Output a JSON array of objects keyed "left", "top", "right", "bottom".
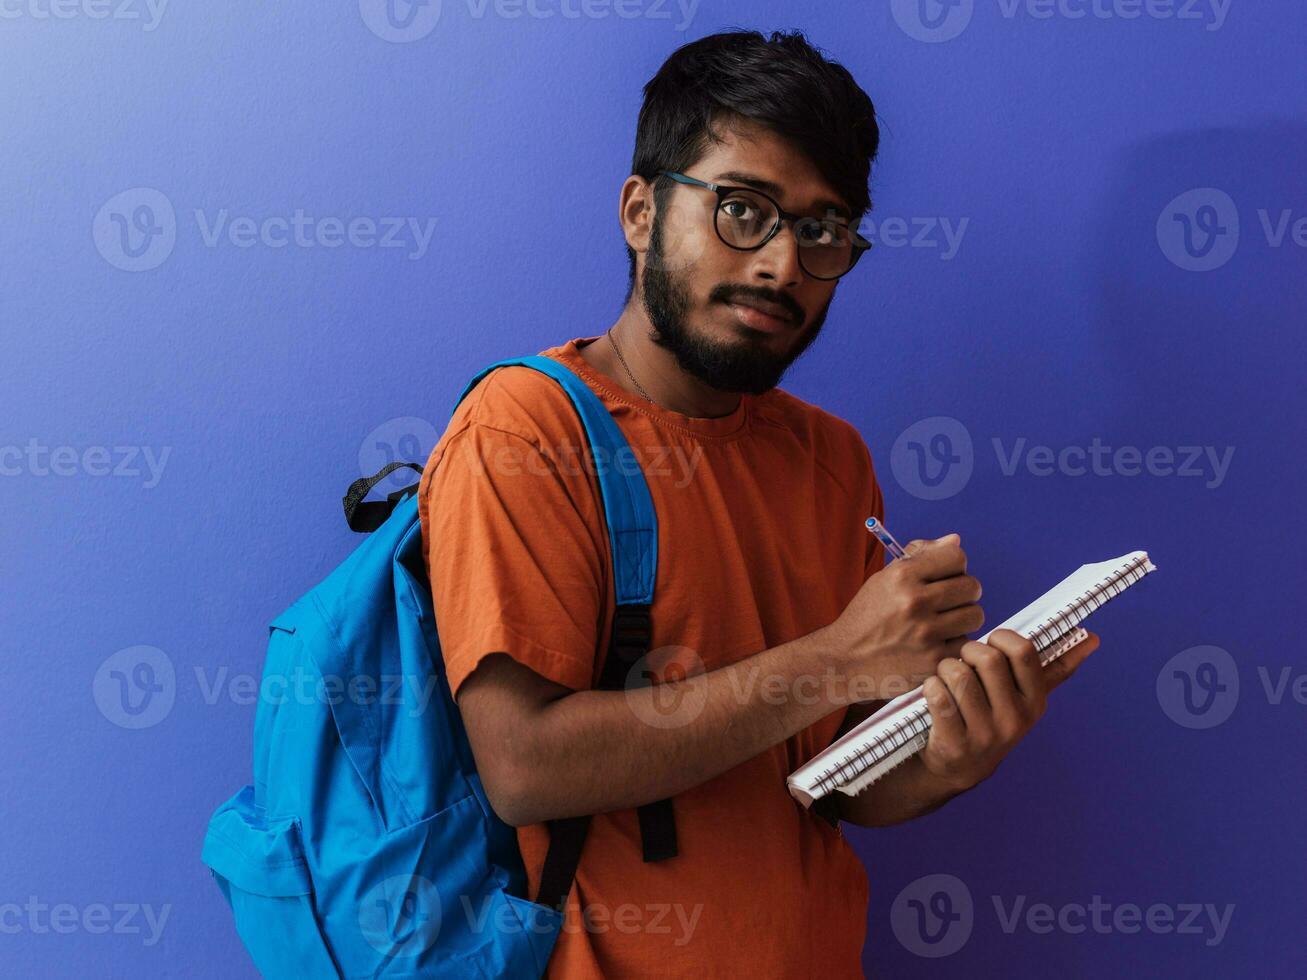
[{"left": 418, "top": 335, "right": 886, "bottom": 979}]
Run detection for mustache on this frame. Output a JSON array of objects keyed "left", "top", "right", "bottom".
[{"left": 712, "top": 286, "right": 804, "bottom": 326}]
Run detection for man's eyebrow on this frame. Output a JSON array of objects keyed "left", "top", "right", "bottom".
[{"left": 712, "top": 169, "right": 852, "bottom": 221}]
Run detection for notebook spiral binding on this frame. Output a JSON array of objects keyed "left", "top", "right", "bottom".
[{"left": 809, "top": 552, "right": 1155, "bottom": 800}]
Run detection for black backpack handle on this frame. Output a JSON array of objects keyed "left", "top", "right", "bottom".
[{"left": 343, "top": 462, "right": 423, "bottom": 533}]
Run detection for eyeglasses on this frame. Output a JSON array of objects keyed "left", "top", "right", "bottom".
[{"left": 655, "top": 170, "right": 871, "bottom": 281}]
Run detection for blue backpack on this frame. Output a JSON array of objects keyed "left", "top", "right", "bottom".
[{"left": 201, "top": 355, "right": 678, "bottom": 978}]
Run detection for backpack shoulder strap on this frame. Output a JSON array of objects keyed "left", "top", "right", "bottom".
[
  {"left": 453, "top": 355, "right": 677, "bottom": 911},
  {"left": 453, "top": 354, "right": 656, "bottom": 605}
]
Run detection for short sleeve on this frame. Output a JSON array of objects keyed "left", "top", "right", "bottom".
[{"left": 423, "top": 421, "right": 609, "bottom": 700}]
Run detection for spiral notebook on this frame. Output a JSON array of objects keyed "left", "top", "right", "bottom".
[{"left": 787, "top": 550, "right": 1157, "bottom": 807}]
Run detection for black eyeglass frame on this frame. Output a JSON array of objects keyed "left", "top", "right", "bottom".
[{"left": 655, "top": 169, "right": 872, "bottom": 281}]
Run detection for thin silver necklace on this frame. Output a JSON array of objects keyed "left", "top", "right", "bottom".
[{"left": 606, "top": 327, "right": 654, "bottom": 404}]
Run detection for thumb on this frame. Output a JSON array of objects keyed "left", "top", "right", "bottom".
[
  {"left": 905, "top": 533, "right": 960, "bottom": 555},
  {"left": 1045, "top": 631, "right": 1100, "bottom": 692}
]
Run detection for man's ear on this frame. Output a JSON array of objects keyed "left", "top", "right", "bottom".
[{"left": 619, "top": 174, "right": 656, "bottom": 256}]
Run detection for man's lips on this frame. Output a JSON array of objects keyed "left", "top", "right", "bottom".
[{"left": 726, "top": 298, "right": 796, "bottom": 330}]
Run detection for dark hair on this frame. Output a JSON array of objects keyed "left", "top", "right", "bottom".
[{"left": 624, "top": 29, "right": 880, "bottom": 300}]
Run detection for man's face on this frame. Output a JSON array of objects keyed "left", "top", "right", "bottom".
[{"left": 640, "top": 121, "right": 848, "bottom": 396}]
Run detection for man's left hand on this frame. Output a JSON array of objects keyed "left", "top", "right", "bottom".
[{"left": 918, "top": 628, "right": 1101, "bottom": 794}]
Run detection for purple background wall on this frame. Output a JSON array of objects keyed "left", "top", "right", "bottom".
[{"left": 2, "top": 3, "right": 1303, "bottom": 977}]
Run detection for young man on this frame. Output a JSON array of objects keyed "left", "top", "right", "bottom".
[{"left": 418, "top": 29, "right": 1099, "bottom": 978}]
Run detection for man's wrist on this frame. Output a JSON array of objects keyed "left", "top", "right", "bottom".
[{"left": 794, "top": 621, "right": 861, "bottom": 708}]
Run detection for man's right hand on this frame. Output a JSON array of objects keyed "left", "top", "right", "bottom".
[{"left": 824, "top": 533, "right": 985, "bottom": 702}]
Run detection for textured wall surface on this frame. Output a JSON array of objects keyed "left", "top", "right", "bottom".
[{"left": 2, "top": 3, "right": 1303, "bottom": 976}]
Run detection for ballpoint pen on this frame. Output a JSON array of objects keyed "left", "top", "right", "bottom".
[{"left": 864, "top": 516, "right": 908, "bottom": 561}]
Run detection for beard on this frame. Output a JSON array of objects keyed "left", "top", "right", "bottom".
[{"left": 639, "top": 212, "right": 832, "bottom": 396}]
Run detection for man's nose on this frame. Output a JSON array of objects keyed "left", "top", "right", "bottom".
[{"left": 748, "top": 222, "right": 803, "bottom": 290}]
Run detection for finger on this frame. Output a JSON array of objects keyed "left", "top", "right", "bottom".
[
  {"left": 936, "top": 602, "right": 986, "bottom": 639},
  {"left": 984, "top": 628, "right": 1044, "bottom": 701},
  {"left": 937, "top": 657, "right": 992, "bottom": 741},
  {"left": 960, "top": 639, "right": 1022, "bottom": 725},
  {"left": 932, "top": 533, "right": 965, "bottom": 573},
  {"left": 904, "top": 533, "right": 959, "bottom": 556},
  {"left": 924, "top": 574, "right": 983, "bottom": 612},
  {"left": 1044, "top": 631, "right": 1100, "bottom": 691},
  {"left": 922, "top": 674, "right": 964, "bottom": 747},
  {"left": 904, "top": 537, "right": 968, "bottom": 582}
]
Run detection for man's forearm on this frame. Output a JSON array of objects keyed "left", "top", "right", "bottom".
[
  {"left": 496, "top": 624, "right": 855, "bottom": 825},
  {"left": 834, "top": 752, "right": 971, "bottom": 827}
]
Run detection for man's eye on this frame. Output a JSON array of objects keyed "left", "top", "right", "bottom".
[
  {"left": 722, "top": 199, "right": 757, "bottom": 221},
  {"left": 799, "top": 222, "right": 835, "bottom": 245}
]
